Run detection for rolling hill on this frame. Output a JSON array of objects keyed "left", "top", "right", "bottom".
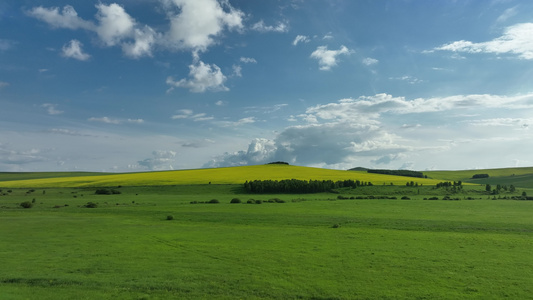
[{"left": 0, "top": 164, "right": 444, "bottom": 188}]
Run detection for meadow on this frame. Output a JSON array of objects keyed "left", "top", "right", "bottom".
[{"left": 1, "top": 165, "right": 533, "bottom": 299}]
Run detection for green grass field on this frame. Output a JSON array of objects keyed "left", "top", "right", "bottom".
[{"left": 2, "top": 165, "right": 533, "bottom": 299}]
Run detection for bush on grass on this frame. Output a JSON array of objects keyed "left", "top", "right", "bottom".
[
  {"left": 230, "top": 198, "right": 242, "bottom": 204},
  {"left": 20, "top": 201, "right": 33, "bottom": 209},
  {"left": 84, "top": 202, "right": 98, "bottom": 208},
  {"left": 166, "top": 215, "right": 174, "bottom": 220}
]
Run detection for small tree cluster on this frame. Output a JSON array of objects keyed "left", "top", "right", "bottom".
[{"left": 244, "top": 179, "right": 372, "bottom": 194}]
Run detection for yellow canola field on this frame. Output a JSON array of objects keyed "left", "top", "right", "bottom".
[{"left": 0, "top": 164, "right": 446, "bottom": 188}]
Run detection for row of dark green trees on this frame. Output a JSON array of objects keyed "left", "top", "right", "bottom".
[{"left": 244, "top": 179, "right": 373, "bottom": 194}]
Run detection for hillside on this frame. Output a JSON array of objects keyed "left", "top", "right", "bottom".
[
  {"left": 0, "top": 164, "right": 444, "bottom": 188},
  {"left": 425, "top": 166, "right": 533, "bottom": 188}
]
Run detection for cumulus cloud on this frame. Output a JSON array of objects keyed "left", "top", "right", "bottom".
[
  {"left": 166, "top": 55, "right": 228, "bottom": 93},
  {"left": 137, "top": 150, "right": 176, "bottom": 170},
  {"left": 94, "top": 3, "right": 135, "bottom": 46},
  {"left": 310, "top": 45, "right": 353, "bottom": 70},
  {"left": 433, "top": 23, "right": 533, "bottom": 59},
  {"left": 205, "top": 121, "right": 405, "bottom": 168},
  {"left": 251, "top": 20, "right": 288, "bottom": 33},
  {"left": 206, "top": 92, "right": 533, "bottom": 169},
  {"left": 292, "top": 35, "right": 310, "bottom": 46},
  {"left": 164, "top": 0, "right": 244, "bottom": 51},
  {"left": 62, "top": 40, "right": 90, "bottom": 61},
  {"left": 28, "top": 1, "right": 243, "bottom": 58},
  {"left": 27, "top": 5, "right": 95, "bottom": 30}
]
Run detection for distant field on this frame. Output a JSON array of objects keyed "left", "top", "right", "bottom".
[
  {"left": 425, "top": 166, "right": 533, "bottom": 188},
  {"left": 0, "top": 165, "right": 446, "bottom": 188},
  {"left": 0, "top": 172, "right": 109, "bottom": 182}
]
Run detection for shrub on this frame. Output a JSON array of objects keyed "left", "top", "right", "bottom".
[
  {"left": 95, "top": 188, "right": 121, "bottom": 195},
  {"left": 332, "top": 223, "right": 341, "bottom": 228},
  {"left": 401, "top": 196, "right": 410, "bottom": 200},
  {"left": 247, "top": 199, "right": 255, "bottom": 204},
  {"left": 20, "top": 201, "right": 33, "bottom": 209},
  {"left": 230, "top": 198, "right": 242, "bottom": 204},
  {"left": 255, "top": 199, "right": 262, "bottom": 204},
  {"left": 84, "top": 202, "right": 98, "bottom": 208},
  {"left": 166, "top": 215, "right": 174, "bottom": 220},
  {"left": 208, "top": 199, "right": 220, "bottom": 204}
]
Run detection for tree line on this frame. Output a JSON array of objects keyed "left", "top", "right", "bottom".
[
  {"left": 244, "top": 179, "right": 373, "bottom": 194},
  {"left": 366, "top": 169, "right": 425, "bottom": 178}
]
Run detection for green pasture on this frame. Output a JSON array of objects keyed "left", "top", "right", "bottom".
[{"left": 2, "top": 184, "right": 533, "bottom": 299}]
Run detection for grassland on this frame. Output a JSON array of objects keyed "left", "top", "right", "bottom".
[{"left": 2, "top": 165, "right": 533, "bottom": 299}]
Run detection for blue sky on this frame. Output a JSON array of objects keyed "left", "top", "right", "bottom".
[{"left": 1, "top": 0, "right": 533, "bottom": 172}]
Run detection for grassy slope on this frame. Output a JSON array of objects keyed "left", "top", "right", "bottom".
[
  {"left": 0, "top": 172, "right": 109, "bottom": 181},
  {"left": 425, "top": 166, "right": 533, "bottom": 188},
  {"left": 0, "top": 165, "right": 445, "bottom": 188}
]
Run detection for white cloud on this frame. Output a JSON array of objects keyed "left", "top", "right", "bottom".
[
  {"left": 171, "top": 109, "right": 213, "bottom": 121},
  {"left": 88, "top": 117, "right": 121, "bottom": 124},
  {"left": 165, "top": 0, "right": 244, "bottom": 51},
  {"left": 127, "top": 118, "right": 144, "bottom": 124},
  {"left": 217, "top": 116, "right": 256, "bottom": 127},
  {"left": 0, "top": 81, "right": 9, "bottom": 89},
  {"left": 240, "top": 57, "right": 257, "bottom": 63},
  {"left": 215, "top": 100, "right": 227, "bottom": 106},
  {"left": 310, "top": 45, "right": 353, "bottom": 70},
  {"left": 206, "top": 92, "right": 533, "bottom": 169},
  {"left": 137, "top": 150, "right": 176, "bottom": 170},
  {"left": 171, "top": 109, "right": 193, "bottom": 119},
  {"left": 322, "top": 33, "right": 334, "bottom": 40},
  {"left": 27, "top": 5, "right": 95, "bottom": 30},
  {"left": 251, "top": 20, "right": 288, "bottom": 33},
  {"left": 166, "top": 56, "right": 229, "bottom": 93},
  {"left": 95, "top": 3, "right": 135, "bottom": 46},
  {"left": 232, "top": 64, "right": 242, "bottom": 77},
  {"left": 434, "top": 23, "right": 533, "bottom": 59},
  {"left": 41, "top": 103, "right": 64, "bottom": 115},
  {"left": 61, "top": 40, "right": 90, "bottom": 61},
  {"left": 362, "top": 57, "right": 379, "bottom": 66},
  {"left": 389, "top": 75, "right": 424, "bottom": 84},
  {"left": 292, "top": 35, "right": 310, "bottom": 46},
  {"left": 0, "top": 144, "right": 48, "bottom": 167},
  {"left": 496, "top": 6, "right": 518, "bottom": 23}
]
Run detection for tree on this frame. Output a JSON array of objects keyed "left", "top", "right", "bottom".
[{"left": 485, "top": 184, "right": 491, "bottom": 192}]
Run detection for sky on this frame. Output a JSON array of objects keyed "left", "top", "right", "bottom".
[{"left": 1, "top": 0, "right": 533, "bottom": 172}]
